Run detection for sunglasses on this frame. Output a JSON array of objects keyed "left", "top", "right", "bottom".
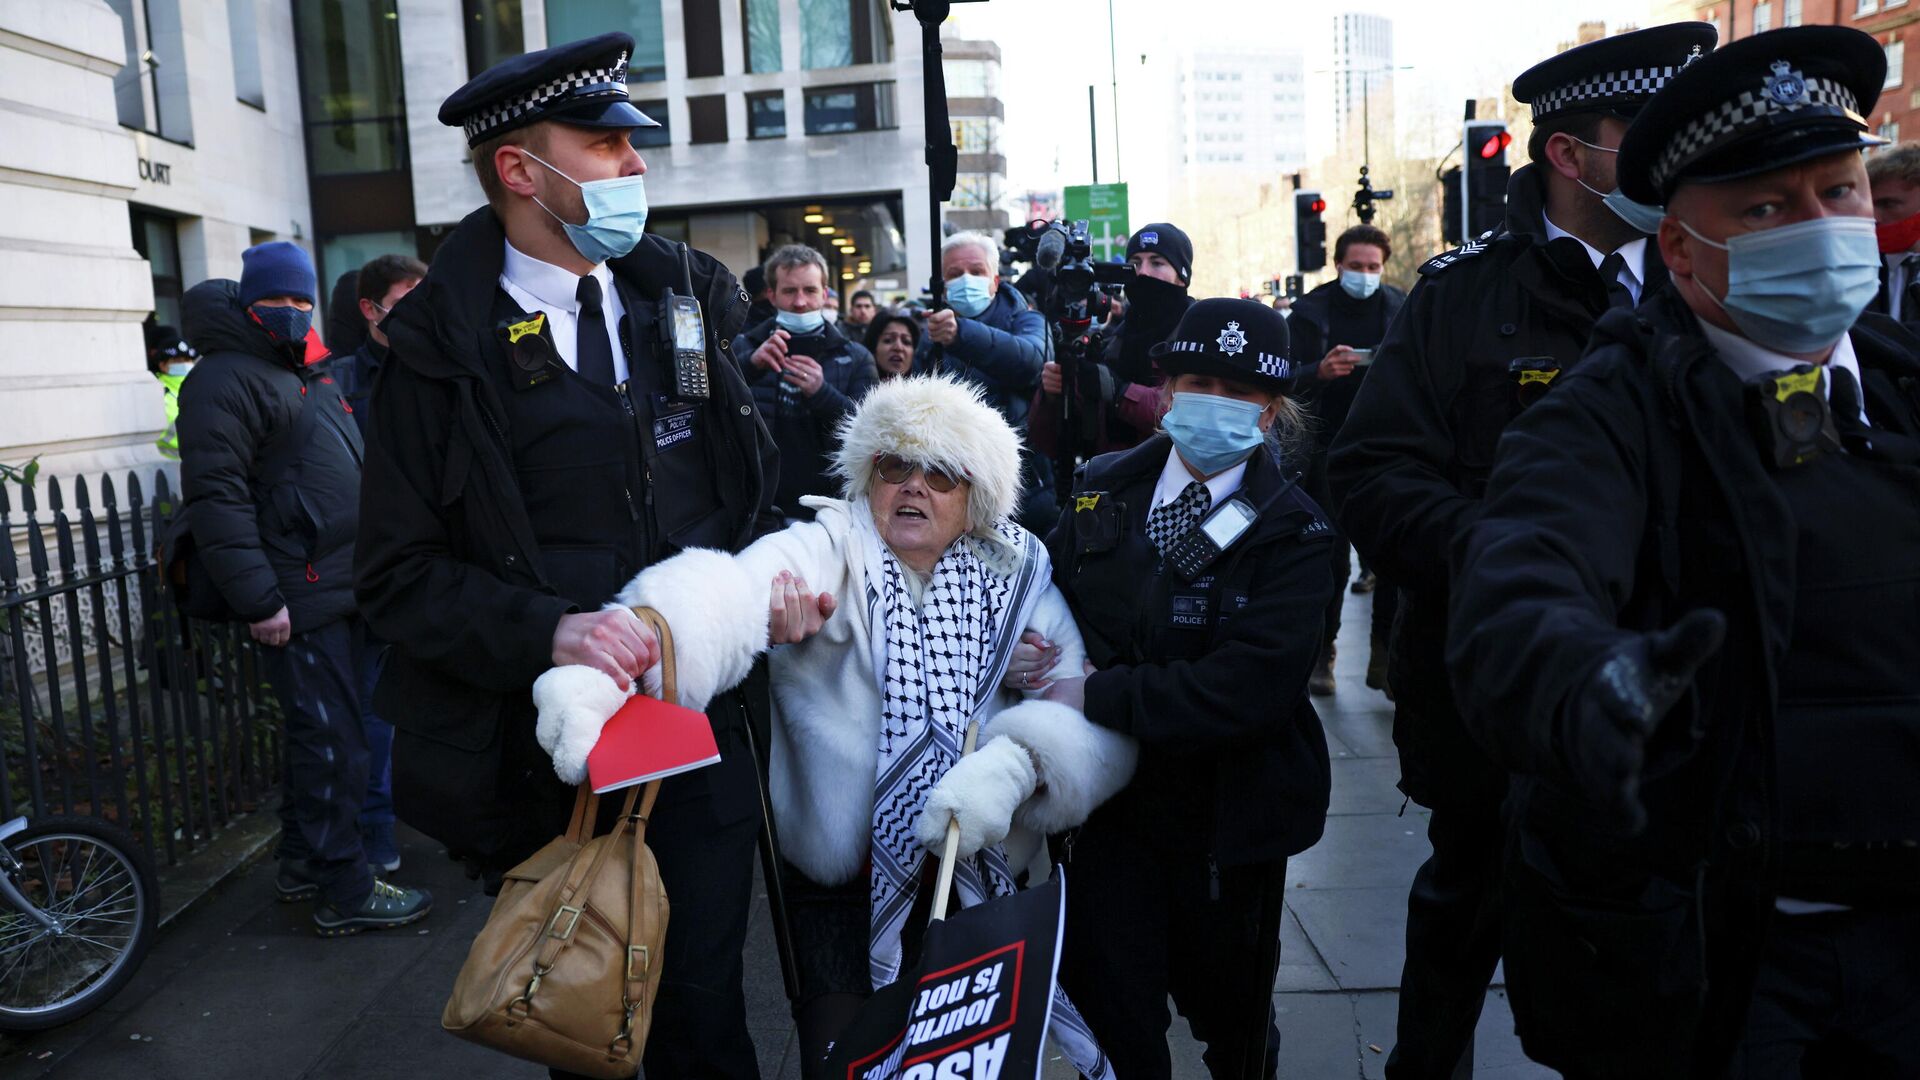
[{"left": 874, "top": 454, "right": 964, "bottom": 492}]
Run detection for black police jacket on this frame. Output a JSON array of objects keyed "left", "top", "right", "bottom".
[
  {"left": 353, "top": 206, "right": 779, "bottom": 862},
  {"left": 177, "top": 279, "right": 363, "bottom": 633},
  {"left": 1047, "top": 436, "right": 1336, "bottom": 866},
  {"left": 1326, "top": 164, "right": 1669, "bottom": 809},
  {"left": 1287, "top": 279, "right": 1406, "bottom": 452},
  {"left": 1448, "top": 284, "right": 1920, "bottom": 1079}
]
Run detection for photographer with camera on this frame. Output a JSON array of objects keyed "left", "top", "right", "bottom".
[{"left": 1290, "top": 224, "right": 1405, "bottom": 698}]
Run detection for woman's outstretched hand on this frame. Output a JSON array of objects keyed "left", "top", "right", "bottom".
[
  {"left": 1003, "top": 630, "right": 1063, "bottom": 693},
  {"left": 769, "top": 570, "right": 837, "bottom": 644}
]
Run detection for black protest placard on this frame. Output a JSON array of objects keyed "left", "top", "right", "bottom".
[{"left": 824, "top": 874, "right": 1064, "bottom": 1080}]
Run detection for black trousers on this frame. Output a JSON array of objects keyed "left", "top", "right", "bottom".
[
  {"left": 1320, "top": 542, "right": 1352, "bottom": 660},
  {"left": 550, "top": 728, "right": 764, "bottom": 1080},
  {"left": 1058, "top": 821, "right": 1288, "bottom": 1080},
  {"left": 1385, "top": 801, "right": 1505, "bottom": 1080},
  {"left": 261, "top": 617, "right": 373, "bottom": 906},
  {"left": 1733, "top": 906, "right": 1920, "bottom": 1078}
]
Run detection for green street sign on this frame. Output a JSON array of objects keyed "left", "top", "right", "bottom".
[{"left": 1063, "top": 182, "right": 1130, "bottom": 261}]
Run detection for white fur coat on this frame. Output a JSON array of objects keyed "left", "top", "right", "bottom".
[{"left": 538, "top": 497, "right": 1137, "bottom": 888}]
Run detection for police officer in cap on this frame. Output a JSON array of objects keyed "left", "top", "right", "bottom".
[
  {"left": 1451, "top": 25, "right": 1920, "bottom": 1078},
  {"left": 1048, "top": 298, "right": 1335, "bottom": 1078},
  {"left": 353, "top": 32, "right": 777, "bottom": 1079},
  {"left": 1326, "top": 21, "right": 1717, "bottom": 1079}
]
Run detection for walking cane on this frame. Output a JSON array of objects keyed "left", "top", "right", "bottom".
[
  {"left": 927, "top": 720, "right": 981, "bottom": 924},
  {"left": 743, "top": 710, "right": 802, "bottom": 1003}
]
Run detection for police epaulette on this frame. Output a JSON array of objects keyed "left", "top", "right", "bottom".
[{"left": 1418, "top": 230, "right": 1501, "bottom": 276}]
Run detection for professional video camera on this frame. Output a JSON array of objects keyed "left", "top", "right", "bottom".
[{"left": 1026, "top": 218, "right": 1135, "bottom": 501}]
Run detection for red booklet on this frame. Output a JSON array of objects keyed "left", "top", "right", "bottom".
[{"left": 586, "top": 693, "right": 723, "bottom": 795}]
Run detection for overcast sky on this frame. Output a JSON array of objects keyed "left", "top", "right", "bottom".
[{"left": 941, "top": 0, "right": 1674, "bottom": 222}]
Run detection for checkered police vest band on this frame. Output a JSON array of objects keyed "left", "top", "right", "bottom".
[
  {"left": 1530, "top": 64, "right": 1688, "bottom": 118},
  {"left": 1161, "top": 340, "right": 1293, "bottom": 379},
  {"left": 461, "top": 52, "right": 631, "bottom": 144},
  {"left": 1650, "top": 74, "right": 1862, "bottom": 194}
]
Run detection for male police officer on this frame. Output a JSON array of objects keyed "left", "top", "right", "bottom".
[
  {"left": 353, "top": 33, "right": 778, "bottom": 1079},
  {"left": 1450, "top": 26, "right": 1920, "bottom": 1077},
  {"left": 1326, "top": 22, "right": 1716, "bottom": 1080}
]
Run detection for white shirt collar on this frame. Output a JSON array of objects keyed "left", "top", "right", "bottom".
[
  {"left": 1543, "top": 213, "right": 1647, "bottom": 299},
  {"left": 1695, "top": 317, "right": 1868, "bottom": 425},
  {"left": 1151, "top": 446, "right": 1248, "bottom": 513},
  {"left": 501, "top": 240, "right": 611, "bottom": 314}
]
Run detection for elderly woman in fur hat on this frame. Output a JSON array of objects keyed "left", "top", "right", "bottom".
[{"left": 532, "top": 374, "right": 1130, "bottom": 1077}]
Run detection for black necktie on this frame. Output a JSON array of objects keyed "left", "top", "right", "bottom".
[
  {"left": 1828, "top": 365, "right": 1871, "bottom": 454},
  {"left": 1598, "top": 252, "right": 1635, "bottom": 311},
  {"left": 575, "top": 275, "right": 616, "bottom": 387},
  {"left": 1902, "top": 255, "right": 1920, "bottom": 321}
]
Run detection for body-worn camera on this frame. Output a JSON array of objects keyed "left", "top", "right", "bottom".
[{"left": 1747, "top": 364, "right": 1840, "bottom": 469}]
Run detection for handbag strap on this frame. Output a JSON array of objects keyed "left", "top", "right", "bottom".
[{"left": 564, "top": 785, "right": 599, "bottom": 846}]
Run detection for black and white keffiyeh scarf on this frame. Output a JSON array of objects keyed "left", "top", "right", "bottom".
[{"left": 855, "top": 506, "right": 1112, "bottom": 1079}]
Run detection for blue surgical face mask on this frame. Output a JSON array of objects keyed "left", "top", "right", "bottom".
[
  {"left": 1568, "top": 137, "right": 1668, "bottom": 235},
  {"left": 1678, "top": 216, "right": 1880, "bottom": 354},
  {"left": 1339, "top": 269, "right": 1381, "bottom": 300},
  {"left": 250, "top": 304, "right": 313, "bottom": 347},
  {"left": 165, "top": 360, "right": 195, "bottom": 376},
  {"left": 523, "top": 149, "right": 649, "bottom": 265},
  {"left": 945, "top": 273, "right": 995, "bottom": 318},
  {"left": 774, "top": 308, "right": 826, "bottom": 334},
  {"left": 1161, "top": 392, "right": 1269, "bottom": 476}
]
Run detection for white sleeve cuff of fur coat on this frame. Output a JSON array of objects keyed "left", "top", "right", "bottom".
[
  {"left": 611, "top": 547, "right": 770, "bottom": 713},
  {"left": 531, "top": 665, "right": 630, "bottom": 785},
  {"left": 985, "top": 698, "right": 1138, "bottom": 835}
]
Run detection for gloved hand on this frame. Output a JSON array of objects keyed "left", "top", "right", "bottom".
[
  {"left": 1559, "top": 609, "right": 1727, "bottom": 834},
  {"left": 914, "top": 736, "right": 1039, "bottom": 858},
  {"left": 532, "top": 665, "right": 630, "bottom": 785}
]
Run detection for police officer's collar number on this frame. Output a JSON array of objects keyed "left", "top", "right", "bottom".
[{"left": 1164, "top": 496, "right": 1259, "bottom": 582}]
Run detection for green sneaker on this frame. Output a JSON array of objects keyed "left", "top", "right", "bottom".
[{"left": 312, "top": 879, "right": 433, "bottom": 937}]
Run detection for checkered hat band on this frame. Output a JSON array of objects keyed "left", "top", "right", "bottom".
[
  {"left": 462, "top": 55, "right": 631, "bottom": 143},
  {"left": 1651, "top": 76, "right": 1861, "bottom": 191},
  {"left": 1162, "top": 340, "right": 1292, "bottom": 378},
  {"left": 1531, "top": 66, "right": 1680, "bottom": 117}
]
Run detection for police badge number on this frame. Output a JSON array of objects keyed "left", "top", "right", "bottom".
[{"left": 1765, "top": 60, "right": 1810, "bottom": 108}]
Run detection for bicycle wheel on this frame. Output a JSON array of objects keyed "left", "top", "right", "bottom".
[{"left": 0, "top": 816, "right": 159, "bottom": 1031}]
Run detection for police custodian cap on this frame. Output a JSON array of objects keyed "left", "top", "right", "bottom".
[
  {"left": 1512, "top": 22, "right": 1718, "bottom": 124},
  {"left": 1619, "top": 26, "right": 1888, "bottom": 205},
  {"left": 439, "top": 32, "right": 659, "bottom": 147},
  {"left": 1150, "top": 297, "right": 1293, "bottom": 392}
]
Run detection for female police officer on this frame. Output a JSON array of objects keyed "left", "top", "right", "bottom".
[
  {"left": 1449, "top": 26, "right": 1920, "bottom": 1078},
  {"left": 1046, "top": 297, "right": 1335, "bottom": 1078}
]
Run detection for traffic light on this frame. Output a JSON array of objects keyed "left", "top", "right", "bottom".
[
  {"left": 1294, "top": 190, "right": 1327, "bottom": 273},
  {"left": 1440, "top": 166, "right": 1463, "bottom": 246},
  {"left": 1462, "top": 120, "right": 1511, "bottom": 241}
]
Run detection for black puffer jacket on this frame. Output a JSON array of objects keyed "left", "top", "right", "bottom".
[
  {"left": 731, "top": 316, "right": 877, "bottom": 518},
  {"left": 177, "top": 279, "right": 363, "bottom": 632}
]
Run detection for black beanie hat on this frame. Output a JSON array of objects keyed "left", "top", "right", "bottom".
[{"left": 1125, "top": 223, "right": 1193, "bottom": 283}]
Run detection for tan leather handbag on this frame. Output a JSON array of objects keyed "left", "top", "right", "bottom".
[{"left": 441, "top": 608, "right": 676, "bottom": 1078}]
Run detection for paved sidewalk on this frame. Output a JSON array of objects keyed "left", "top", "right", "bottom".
[{"left": 0, "top": 582, "right": 1553, "bottom": 1079}]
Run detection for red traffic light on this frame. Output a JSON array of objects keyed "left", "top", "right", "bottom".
[
  {"left": 1308, "top": 198, "right": 1327, "bottom": 213},
  {"left": 1478, "top": 131, "right": 1513, "bottom": 159}
]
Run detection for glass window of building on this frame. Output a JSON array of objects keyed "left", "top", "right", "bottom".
[
  {"left": 293, "top": 0, "right": 408, "bottom": 176},
  {"left": 107, "top": 0, "right": 192, "bottom": 142},
  {"left": 680, "top": 0, "right": 725, "bottom": 78},
  {"left": 631, "top": 100, "right": 671, "bottom": 148},
  {"left": 130, "top": 208, "right": 184, "bottom": 330},
  {"left": 945, "top": 58, "right": 994, "bottom": 98},
  {"left": 802, "top": 0, "right": 891, "bottom": 70},
  {"left": 1785, "top": 0, "right": 1803, "bottom": 25},
  {"left": 1887, "top": 40, "right": 1905, "bottom": 89},
  {"left": 951, "top": 174, "right": 993, "bottom": 210},
  {"left": 688, "top": 94, "right": 728, "bottom": 143},
  {"left": 1752, "top": 2, "right": 1771, "bottom": 33},
  {"left": 230, "top": 0, "right": 265, "bottom": 108},
  {"left": 464, "top": 0, "right": 524, "bottom": 79},
  {"left": 950, "top": 117, "right": 997, "bottom": 154},
  {"left": 550, "top": 0, "right": 668, "bottom": 82},
  {"left": 742, "top": 0, "right": 782, "bottom": 73},
  {"left": 804, "top": 82, "right": 896, "bottom": 133},
  {"left": 748, "top": 92, "right": 787, "bottom": 138}
]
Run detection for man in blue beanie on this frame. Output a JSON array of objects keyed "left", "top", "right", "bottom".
[{"left": 177, "top": 240, "right": 433, "bottom": 935}]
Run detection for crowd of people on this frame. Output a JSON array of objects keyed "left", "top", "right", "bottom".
[{"left": 145, "top": 16, "right": 1920, "bottom": 1080}]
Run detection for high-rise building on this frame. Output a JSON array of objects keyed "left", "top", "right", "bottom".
[
  {"left": 1329, "top": 11, "right": 1395, "bottom": 162},
  {"left": 942, "top": 30, "right": 1010, "bottom": 234},
  {"left": 2, "top": 0, "right": 934, "bottom": 478},
  {"left": 1173, "top": 47, "right": 1308, "bottom": 175}
]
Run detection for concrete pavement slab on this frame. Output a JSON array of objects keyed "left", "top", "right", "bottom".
[
  {"left": 1288, "top": 887, "right": 1412, "bottom": 991},
  {"left": 1288, "top": 813, "right": 1430, "bottom": 891},
  {"left": 1326, "top": 757, "right": 1410, "bottom": 816}
]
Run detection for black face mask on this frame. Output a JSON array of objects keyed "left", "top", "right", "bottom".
[{"left": 1125, "top": 274, "right": 1189, "bottom": 326}]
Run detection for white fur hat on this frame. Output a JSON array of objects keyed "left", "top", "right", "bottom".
[{"left": 833, "top": 374, "right": 1022, "bottom": 531}]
